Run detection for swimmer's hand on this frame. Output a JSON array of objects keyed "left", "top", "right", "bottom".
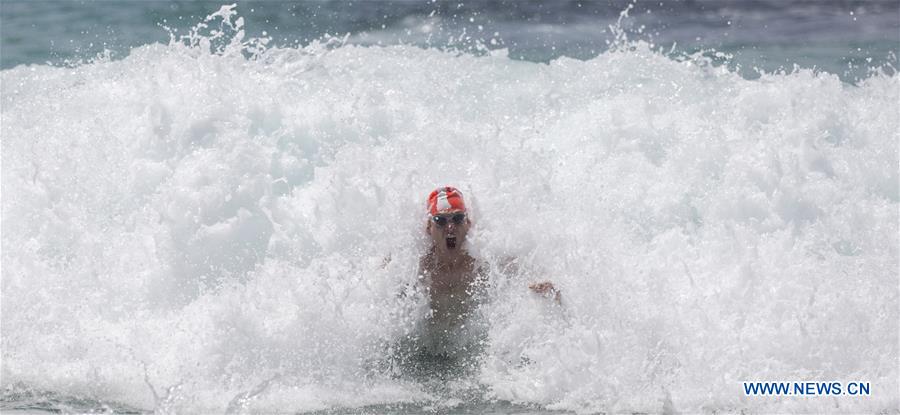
[{"left": 528, "top": 281, "right": 561, "bottom": 304}]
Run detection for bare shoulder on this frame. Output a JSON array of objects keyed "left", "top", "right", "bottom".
[{"left": 418, "top": 249, "right": 435, "bottom": 274}]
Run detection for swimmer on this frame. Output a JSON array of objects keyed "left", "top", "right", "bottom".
[
  {"left": 388, "top": 186, "right": 561, "bottom": 362},
  {"left": 418, "top": 186, "right": 561, "bottom": 329}
]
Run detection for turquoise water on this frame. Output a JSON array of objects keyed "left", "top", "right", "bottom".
[
  {"left": 2, "top": 2, "right": 898, "bottom": 414},
  {"left": 2, "top": 1, "right": 898, "bottom": 81}
]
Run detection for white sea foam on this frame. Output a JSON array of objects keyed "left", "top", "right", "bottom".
[{"left": 2, "top": 7, "right": 898, "bottom": 414}]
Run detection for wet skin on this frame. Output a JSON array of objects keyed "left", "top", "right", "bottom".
[
  {"left": 419, "top": 211, "right": 560, "bottom": 316},
  {"left": 420, "top": 211, "right": 480, "bottom": 325}
]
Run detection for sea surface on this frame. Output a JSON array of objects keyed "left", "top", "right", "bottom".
[
  {"left": 2, "top": 1, "right": 899, "bottom": 414},
  {"left": 3, "top": 0, "right": 899, "bottom": 81}
]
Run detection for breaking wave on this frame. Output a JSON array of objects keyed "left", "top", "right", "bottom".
[{"left": 2, "top": 5, "right": 897, "bottom": 413}]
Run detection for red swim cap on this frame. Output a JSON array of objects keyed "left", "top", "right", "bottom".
[{"left": 427, "top": 187, "right": 466, "bottom": 216}]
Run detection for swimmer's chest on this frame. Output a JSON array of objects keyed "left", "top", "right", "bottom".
[{"left": 427, "top": 273, "right": 487, "bottom": 323}]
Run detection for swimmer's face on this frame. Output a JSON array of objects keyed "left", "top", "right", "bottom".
[{"left": 427, "top": 211, "right": 470, "bottom": 255}]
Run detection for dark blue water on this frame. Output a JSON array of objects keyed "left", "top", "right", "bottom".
[{"left": 2, "top": 0, "right": 898, "bottom": 81}]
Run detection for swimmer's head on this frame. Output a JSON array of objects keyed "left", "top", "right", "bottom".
[{"left": 426, "top": 187, "right": 471, "bottom": 254}]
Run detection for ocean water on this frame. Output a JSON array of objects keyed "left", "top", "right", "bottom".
[
  {"left": 2, "top": 1, "right": 899, "bottom": 414},
  {"left": 2, "top": 1, "right": 899, "bottom": 81}
]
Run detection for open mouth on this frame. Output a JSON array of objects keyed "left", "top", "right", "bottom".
[{"left": 445, "top": 236, "right": 457, "bottom": 249}]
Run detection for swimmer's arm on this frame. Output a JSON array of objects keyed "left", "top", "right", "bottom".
[
  {"left": 528, "top": 281, "right": 562, "bottom": 304},
  {"left": 497, "top": 257, "right": 562, "bottom": 304}
]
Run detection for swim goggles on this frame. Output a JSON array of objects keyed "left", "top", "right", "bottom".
[{"left": 431, "top": 213, "right": 466, "bottom": 227}]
